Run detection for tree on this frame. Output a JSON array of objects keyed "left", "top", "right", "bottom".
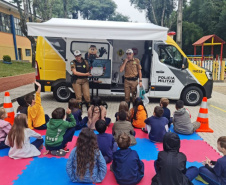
[
  {"left": 176, "top": 0, "right": 183, "bottom": 48},
  {"left": 130, "top": 0, "right": 175, "bottom": 26},
  {"left": 13, "top": 0, "right": 38, "bottom": 67},
  {"left": 108, "top": 12, "right": 130, "bottom": 22}
]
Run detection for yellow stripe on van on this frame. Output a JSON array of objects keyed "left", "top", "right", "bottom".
[
  {"left": 166, "top": 36, "right": 208, "bottom": 86},
  {"left": 36, "top": 36, "right": 66, "bottom": 81}
]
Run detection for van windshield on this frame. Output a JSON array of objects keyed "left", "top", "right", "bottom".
[{"left": 159, "top": 45, "right": 183, "bottom": 69}]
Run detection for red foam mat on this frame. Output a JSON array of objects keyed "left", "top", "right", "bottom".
[{"left": 155, "top": 140, "right": 221, "bottom": 162}]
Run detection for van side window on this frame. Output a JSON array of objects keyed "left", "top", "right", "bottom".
[{"left": 158, "top": 45, "right": 183, "bottom": 69}]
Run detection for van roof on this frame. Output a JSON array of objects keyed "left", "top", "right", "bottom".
[{"left": 27, "top": 18, "right": 168, "bottom": 41}]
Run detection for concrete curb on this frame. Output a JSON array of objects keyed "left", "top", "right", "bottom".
[{"left": 0, "top": 91, "right": 35, "bottom": 107}]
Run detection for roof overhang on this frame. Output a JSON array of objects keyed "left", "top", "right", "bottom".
[{"left": 27, "top": 18, "right": 168, "bottom": 40}]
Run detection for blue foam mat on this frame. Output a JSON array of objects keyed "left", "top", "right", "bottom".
[
  {"left": 13, "top": 157, "right": 93, "bottom": 185},
  {"left": 169, "top": 125, "right": 203, "bottom": 140},
  {"left": 74, "top": 130, "right": 98, "bottom": 136},
  {"left": 130, "top": 138, "right": 158, "bottom": 160}
]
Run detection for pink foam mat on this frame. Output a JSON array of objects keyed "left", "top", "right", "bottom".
[
  {"left": 0, "top": 157, "right": 33, "bottom": 185},
  {"left": 155, "top": 140, "right": 221, "bottom": 162},
  {"left": 99, "top": 160, "right": 155, "bottom": 185},
  {"left": 33, "top": 129, "right": 46, "bottom": 136},
  {"left": 39, "top": 136, "right": 78, "bottom": 159}
]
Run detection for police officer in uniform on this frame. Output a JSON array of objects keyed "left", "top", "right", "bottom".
[
  {"left": 120, "top": 49, "right": 142, "bottom": 107},
  {"left": 71, "top": 50, "right": 92, "bottom": 108}
]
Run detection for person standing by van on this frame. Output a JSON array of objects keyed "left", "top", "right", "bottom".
[
  {"left": 71, "top": 50, "right": 92, "bottom": 109},
  {"left": 120, "top": 49, "right": 142, "bottom": 107}
]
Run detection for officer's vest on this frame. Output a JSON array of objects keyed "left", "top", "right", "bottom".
[{"left": 74, "top": 59, "right": 88, "bottom": 79}]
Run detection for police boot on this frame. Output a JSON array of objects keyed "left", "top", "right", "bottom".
[
  {"left": 78, "top": 102, "right": 83, "bottom": 110},
  {"left": 126, "top": 101, "right": 130, "bottom": 109},
  {"left": 86, "top": 102, "right": 91, "bottom": 111}
]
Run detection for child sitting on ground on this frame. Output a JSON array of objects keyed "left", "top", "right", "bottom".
[
  {"left": 111, "top": 132, "right": 144, "bottom": 185},
  {"left": 67, "top": 98, "right": 87, "bottom": 130},
  {"left": 130, "top": 97, "right": 147, "bottom": 129},
  {"left": 160, "top": 98, "right": 172, "bottom": 128},
  {"left": 152, "top": 132, "right": 199, "bottom": 185},
  {"left": 113, "top": 110, "right": 137, "bottom": 146},
  {"left": 88, "top": 96, "right": 111, "bottom": 130},
  {"left": 66, "top": 128, "right": 107, "bottom": 183},
  {"left": 5, "top": 113, "right": 44, "bottom": 159},
  {"left": 96, "top": 120, "right": 118, "bottom": 163},
  {"left": 115, "top": 101, "right": 130, "bottom": 121},
  {"left": 25, "top": 81, "right": 49, "bottom": 130},
  {"left": 144, "top": 106, "right": 169, "bottom": 143},
  {"left": 197, "top": 136, "right": 226, "bottom": 185},
  {"left": 0, "top": 108, "right": 11, "bottom": 149},
  {"left": 173, "top": 100, "right": 200, "bottom": 134},
  {"left": 16, "top": 96, "right": 28, "bottom": 115},
  {"left": 45, "top": 107, "right": 76, "bottom": 156}
]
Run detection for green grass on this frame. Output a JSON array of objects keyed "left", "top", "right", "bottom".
[{"left": 0, "top": 61, "right": 35, "bottom": 77}]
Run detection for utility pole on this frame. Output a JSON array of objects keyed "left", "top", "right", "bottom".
[{"left": 176, "top": 0, "right": 183, "bottom": 48}]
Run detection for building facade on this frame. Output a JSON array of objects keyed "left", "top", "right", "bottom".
[{"left": 0, "top": 0, "right": 32, "bottom": 62}]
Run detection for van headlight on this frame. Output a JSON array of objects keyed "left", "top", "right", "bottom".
[{"left": 206, "top": 71, "right": 213, "bottom": 80}]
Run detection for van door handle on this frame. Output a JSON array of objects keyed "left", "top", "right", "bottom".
[{"left": 156, "top": 70, "right": 164, "bottom": 73}]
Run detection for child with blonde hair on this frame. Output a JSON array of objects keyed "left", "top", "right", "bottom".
[
  {"left": 0, "top": 108, "right": 11, "bottom": 149},
  {"left": 115, "top": 101, "right": 130, "bottom": 121},
  {"left": 5, "top": 114, "right": 44, "bottom": 159}
]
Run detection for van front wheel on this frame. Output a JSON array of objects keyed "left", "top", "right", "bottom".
[
  {"left": 53, "top": 83, "right": 72, "bottom": 102},
  {"left": 181, "top": 86, "right": 203, "bottom": 106}
]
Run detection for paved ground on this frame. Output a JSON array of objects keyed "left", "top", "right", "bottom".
[{"left": 1, "top": 82, "right": 225, "bottom": 154}]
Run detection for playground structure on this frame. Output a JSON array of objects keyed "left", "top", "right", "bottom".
[{"left": 187, "top": 35, "right": 225, "bottom": 81}]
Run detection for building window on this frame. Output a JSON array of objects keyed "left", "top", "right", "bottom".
[
  {"left": 25, "top": 49, "right": 31, "bottom": 56},
  {"left": 0, "top": 12, "right": 11, "bottom": 33},
  {"left": 14, "top": 17, "right": 23, "bottom": 36}
]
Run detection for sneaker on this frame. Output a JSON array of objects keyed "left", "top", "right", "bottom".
[
  {"left": 63, "top": 147, "right": 70, "bottom": 153},
  {"left": 51, "top": 149, "right": 67, "bottom": 156},
  {"left": 196, "top": 175, "right": 209, "bottom": 184},
  {"left": 141, "top": 128, "right": 148, "bottom": 133}
]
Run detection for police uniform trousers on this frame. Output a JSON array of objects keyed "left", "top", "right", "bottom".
[
  {"left": 124, "top": 79, "right": 138, "bottom": 103},
  {"left": 72, "top": 78, "right": 90, "bottom": 103}
]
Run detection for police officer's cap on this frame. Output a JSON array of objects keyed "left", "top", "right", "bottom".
[
  {"left": 74, "top": 50, "right": 82, "bottom": 56},
  {"left": 126, "top": 49, "right": 133, "bottom": 54}
]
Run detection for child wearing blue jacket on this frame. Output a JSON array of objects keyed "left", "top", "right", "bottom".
[
  {"left": 66, "top": 128, "right": 107, "bottom": 183},
  {"left": 198, "top": 136, "right": 226, "bottom": 185},
  {"left": 111, "top": 132, "right": 144, "bottom": 185},
  {"left": 144, "top": 106, "right": 169, "bottom": 143}
]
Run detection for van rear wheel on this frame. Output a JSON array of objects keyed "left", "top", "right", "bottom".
[
  {"left": 53, "top": 83, "right": 72, "bottom": 102},
  {"left": 181, "top": 86, "right": 203, "bottom": 106}
]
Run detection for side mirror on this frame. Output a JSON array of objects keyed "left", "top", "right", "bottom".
[{"left": 182, "top": 57, "right": 188, "bottom": 69}]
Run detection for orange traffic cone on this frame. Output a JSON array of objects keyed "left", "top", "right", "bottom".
[
  {"left": 196, "top": 97, "right": 213, "bottom": 133},
  {"left": 3, "top": 92, "right": 15, "bottom": 125}
]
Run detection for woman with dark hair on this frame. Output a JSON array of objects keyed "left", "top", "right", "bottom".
[
  {"left": 130, "top": 97, "right": 148, "bottom": 128},
  {"left": 66, "top": 128, "right": 107, "bottom": 183},
  {"left": 87, "top": 96, "right": 111, "bottom": 130}
]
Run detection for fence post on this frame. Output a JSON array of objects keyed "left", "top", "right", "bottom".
[{"left": 220, "top": 60, "right": 225, "bottom": 81}]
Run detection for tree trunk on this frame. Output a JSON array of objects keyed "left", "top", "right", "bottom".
[
  {"left": 14, "top": 0, "right": 36, "bottom": 68},
  {"left": 176, "top": 0, "right": 183, "bottom": 48},
  {"left": 63, "top": 0, "right": 68, "bottom": 18},
  {"left": 161, "top": 5, "right": 166, "bottom": 26},
  {"left": 150, "top": 4, "right": 158, "bottom": 25}
]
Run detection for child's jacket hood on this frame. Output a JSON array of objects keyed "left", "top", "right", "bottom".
[
  {"left": 174, "top": 108, "right": 186, "bottom": 115},
  {"left": 163, "top": 132, "right": 180, "bottom": 152},
  {"left": 48, "top": 119, "right": 65, "bottom": 129}
]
